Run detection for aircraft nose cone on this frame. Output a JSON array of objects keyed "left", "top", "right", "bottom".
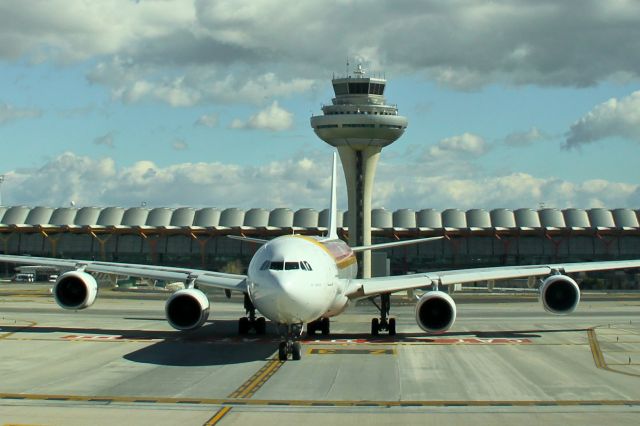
[{"left": 275, "top": 276, "right": 305, "bottom": 305}]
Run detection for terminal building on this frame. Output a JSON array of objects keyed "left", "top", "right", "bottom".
[{"left": 1, "top": 205, "right": 639, "bottom": 288}]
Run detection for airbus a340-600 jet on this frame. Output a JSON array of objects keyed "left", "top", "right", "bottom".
[{"left": 1, "top": 154, "right": 639, "bottom": 360}]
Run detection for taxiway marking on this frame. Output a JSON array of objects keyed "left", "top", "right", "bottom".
[
  {"left": 0, "top": 320, "right": 37, "bottom": 341},
  {"left": 587, "top": 327, "right": 640, "bottom": 378},
  {"left": 308, "top": 348, "right": 396, "bottom": 355},
  {"left": 1, "top": 393, "right": 639, "bottom": 408},
  {"left": 227, "top": 359, "right": 284, "bottom": 399},
  {"left": 206, "top": 358, "right": 283, "bottom": 425},
  {"left": 203, "top": 406, "right": 232, "bottom": 426}
]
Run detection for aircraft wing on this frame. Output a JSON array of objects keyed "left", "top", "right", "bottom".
[
  {"left": 0, "top": 254, "right": 247, "bottom": 292},
  {"left": 345, "top": 259, "right": 640, "bottom": 298}
]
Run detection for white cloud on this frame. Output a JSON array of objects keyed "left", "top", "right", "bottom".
[
  {"left": 2, "top": 151, "right": 637, "bottom": 211},
  {"left": 504, "top": 127, "right": 549, "bottom": 147},
  {"left": 2, "top": 1, "right": 639, "bottom": 99},
  {"left": 88, "top": 58, "right": 314, "bottom": 106},
  {"left": 0, "top": 103, "right": 42, "bottom": 124},
  {"left": 423, "top": 133, "right": 488, "bottom": 161},
  {"left": 194, "top": 113, "right": 219, "bottom": 128},
  {"left": 565, "top": 90, "right": 640, "bottom": 148},
  {"left": 1, "top": 151, "right": 333, "bottom": 209},
  {"left": 230, "top": 101, "right": 293, "bottom": 131},
  {"left": 374, "top": 169, "right": 638, "bottom": 211}
]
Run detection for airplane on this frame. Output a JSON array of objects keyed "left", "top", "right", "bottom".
[{"left": 1, "top": 153, "right": 640, "bottom": 361}]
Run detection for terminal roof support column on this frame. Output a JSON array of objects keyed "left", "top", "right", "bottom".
[
  {"left": 89, "top": 231, "right": 113, "bottom": 261},
  {"left": 0, "top": 233, "right": 14, "bottom": 276},
  {"left": 39, "top": 228, "right": 62, "bottom": 258},
  {"left": 190, "top": 232, "right": 212, "bottom": 269}
]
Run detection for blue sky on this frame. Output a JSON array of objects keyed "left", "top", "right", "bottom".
[{"left": 0, "top": 1, "right": 638, "bottom": 211}]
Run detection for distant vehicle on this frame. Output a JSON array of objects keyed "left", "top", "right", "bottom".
[{"left": 14, "top": 273, "right": 35, "bottom": 283}]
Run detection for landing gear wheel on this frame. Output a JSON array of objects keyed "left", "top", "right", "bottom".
[
  {"left": 370, "top": 293, "right": 397, "bottom": 336},
  {"left": 277, "top": 323, "right": 304, "bottom": 361},
  {"left": 292, "top": 342, "right": 302, "bottom": 360},
  {"left": 307, "top": 321, "right": 317, "bottom": 336},
  {"left": 238, "top": 317, "right": 250, "bottom": 335},
  {"left": 388, "top": 317, "right": 396, "bottom": 336},
  {"left": 278, "top": 342, "right": 288, "bottom": 361},
  {"left": 371, "top": 318, "right": 380, "bottom": 336},
  {"left": 321, "top": 318, "right": 330, "bottom": 336},
  {"left": 255, "top": 317, "right": 267, "bottom": 335}
]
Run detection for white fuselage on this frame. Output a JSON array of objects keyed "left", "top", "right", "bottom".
[{"left": 246, "top": 235, "right": 357, "bottom": 324}]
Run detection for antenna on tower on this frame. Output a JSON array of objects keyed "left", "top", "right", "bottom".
[{"left": 346, "top": 57, "right": 349, "bottom": 77}]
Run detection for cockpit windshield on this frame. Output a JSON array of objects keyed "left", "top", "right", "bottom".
[
  {"left": 284, "top": 262, "right": 300, "bottom": 270},
  {"left": 269, "top": 261, "right": 284, "bottom": 270},
  {"left": 260, "top": 260, "right": 312, "bottom": 271}
]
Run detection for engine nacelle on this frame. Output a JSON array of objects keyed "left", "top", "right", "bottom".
[
  {"left": 165, "top": 288, "right": 210, "bottom": 331},
  {"left": 539, "top": 274, "right": 580, "bottom": 314},
  {"left": 53, "top": 271, "right": 98, "bottom": 310},
  {"left": 415, "top": 291, "right": 457, "bottom": 334}
]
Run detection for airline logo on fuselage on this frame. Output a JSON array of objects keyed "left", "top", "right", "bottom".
[{"left": 290, "top": 235, "right": 356, "bottom": 270}]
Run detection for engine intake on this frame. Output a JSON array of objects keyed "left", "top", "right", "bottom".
[
  {"left": 53, "top": 271, "right": 98, "bottom": 310},
  {"left": 165, "top": 288, "right": 210, "bottom": 331},
  {"left": 415, "top": 291, "right": 457, "bottom": 333},
  {"left": 539, "top": 274, "right": 580, "bottom": 314}
]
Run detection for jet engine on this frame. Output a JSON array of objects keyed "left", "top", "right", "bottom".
[
  {"left": 539, "top": 274, "right": 580, "bottom": 314},
  {"left": 53, "top": 271, "right": 98, "bottom": 310},
  {"left": 165, "top": 288, "right": 210, "bottom": 330},
  {"left": 415, "top": 291, "right": 457, "bottom": 333}
]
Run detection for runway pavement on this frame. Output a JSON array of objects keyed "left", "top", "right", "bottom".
[{"left": 1, "top": 284, "right": 640, "bottom": 425}]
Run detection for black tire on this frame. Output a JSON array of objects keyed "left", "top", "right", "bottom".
[
  {"left": 255, "top": 317, "right": 266, "bottom": 335},
  {"left": 371, "top": 318, "right": 379, "bottom": 336},
  {"left": 307, "top": 321, "right": 316, "bottom": 336},
  {"left": 278, "top": 342, "right": 288, "bottom": 361},
  {"left": 238, "top": 317, "right": 249, "bottom": 335},
  {"left": 321, "top": 318, "right": 330, "bottom": 336},
  {"left": 292, "top": 342, "right": 302, "bottom": 360},
  {"left": 388, "top": 318, "right": 396, "bottom": 336}
]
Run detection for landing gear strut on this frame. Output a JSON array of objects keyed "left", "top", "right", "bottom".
[
  {"left": 238, "top": 293, "right": 266, "bottom": 335},
  {"left": 370, "top": 293, "right": 396, "bottom": 336},
  {"left": 278, "top": 323, "right": 304, "bottom": 361},
  {"left": 307, "top": 318, "right": 330, "bottom": 336}
]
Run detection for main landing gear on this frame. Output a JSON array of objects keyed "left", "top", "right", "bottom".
[
  {"left": 307, "top": 318, "right": 330, "bottom": 336},
  {"left": 370, "top": 293, "right": 396, "bottom": 336},
  {"left": 278, "top": 323, "right": 304, "bottom": 361},
  {"left": 238, "top": 293, "right": 266, "bottom": 335}
]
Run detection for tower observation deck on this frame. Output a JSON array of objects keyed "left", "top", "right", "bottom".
[{"left": 311, "top": 65, "right": 408, "bottom": 278}]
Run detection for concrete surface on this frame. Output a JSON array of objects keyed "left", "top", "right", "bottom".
[{"left": 1, "top": 285, "right": 639, "bottom": 425}]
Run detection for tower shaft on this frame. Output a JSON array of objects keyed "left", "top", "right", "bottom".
[{"left": 337, "top": 146, "right": 381, "bottom": 278}]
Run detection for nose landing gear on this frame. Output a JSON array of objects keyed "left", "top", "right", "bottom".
[
  {"left": 238, "top": 293, "right": 267, "bottom": 335},
  {"left": 370, "top": 293, "right": 396, "bottom": 336},
  {"left": 277, "top": 323, "right": 304, "bottom": 361}
]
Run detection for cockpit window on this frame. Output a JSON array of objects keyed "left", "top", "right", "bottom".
[
  {"left": 285, "top": 262, "right": 300, "bottom": 270},
  {"left": 269, "top": 261, "right": 284, "bottom": 270},
  {"left": 265, "top": 260, "right": 309, "bottom": 271}
]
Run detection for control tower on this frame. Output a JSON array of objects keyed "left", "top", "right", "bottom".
[{"left": 310, "top": 65, "right": 408, "bottom": 278}]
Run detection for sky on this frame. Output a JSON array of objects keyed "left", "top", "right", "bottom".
[{"left": 0, "top": 0, "right": 639, "bottom": 212}]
